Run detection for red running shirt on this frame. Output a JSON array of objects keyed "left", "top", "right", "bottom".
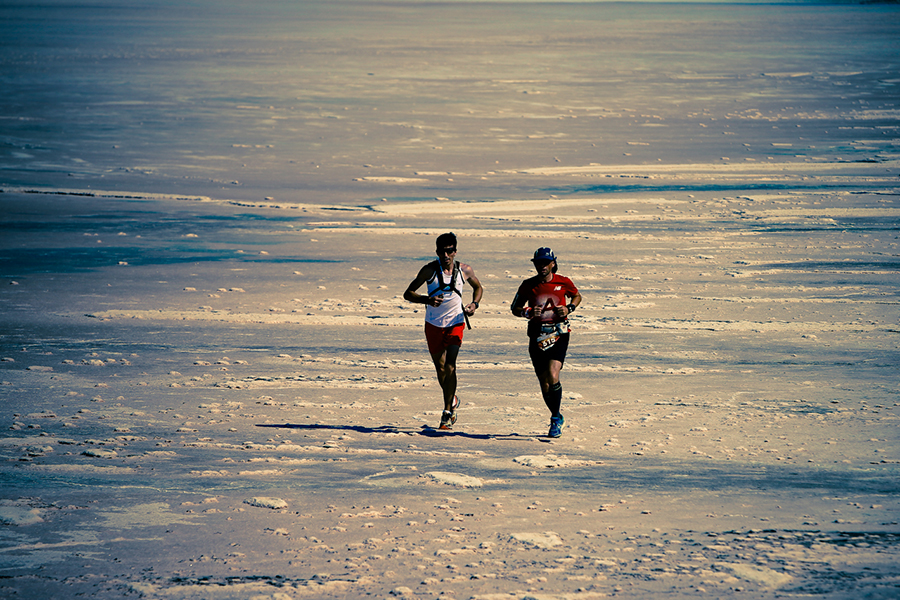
[{"left": 514, "top": 274, "right": 579, "bottom": 324}]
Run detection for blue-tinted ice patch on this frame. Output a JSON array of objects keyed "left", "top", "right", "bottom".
[
  {"left": 0, "top": 247, "right": 340, "bottom": 276},
  {"left": 549, "top": 182, "right": 857, "bottom": 195}
]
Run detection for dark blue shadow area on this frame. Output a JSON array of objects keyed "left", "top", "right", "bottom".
[
  {"left": 256, "top": 422, "right": 502, "bottom": 440},
  {"left": 548, "top": 182, "right": 859, "bottom": 195},
  {"left": 0, "top": 211, "right": 306, "bottom": 234},
  {"left": 752, "top": 219, "right": 900, "bottom": 233},
  {"left": 0, "top": 246, "right": 340, "bottom": 275},
  {"left": 560, "top": 462, "right": 900, "bottom": 496},
  {"left": 759, "top": 260, "right": 900, "bottom": 271}
]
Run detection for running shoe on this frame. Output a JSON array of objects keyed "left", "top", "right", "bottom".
[
  {"left": 439, "top": 410, "right": 454, "bottom": 430},
  {"left": 548, "top": 413, "right": 565, "bottom": 438},
  {"left": 450, "top": 395, "right": 461, "bottom": 425}
]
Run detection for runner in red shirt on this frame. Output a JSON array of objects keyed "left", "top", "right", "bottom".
[{"left": 511, "top": 248, "right": 582, "bottom": 438}]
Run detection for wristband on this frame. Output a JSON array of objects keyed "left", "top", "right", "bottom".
[
  {"left": 472, "top": 301, "right": 479, "bottom": 309},
  {"left": 567, "top": 303, "right": 576, "bottom": 314}
]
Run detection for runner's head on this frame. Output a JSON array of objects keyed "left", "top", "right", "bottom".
[
  {"left": 532, "top": 247, "right": 558, "bottom": 273},
  {"left": 436, "top": 232, "right": 458, "bottom": 262}
]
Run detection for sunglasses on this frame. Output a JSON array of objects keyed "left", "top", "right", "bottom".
[{"left": 438, "top": 247, "right": 457, "bottom": 255}]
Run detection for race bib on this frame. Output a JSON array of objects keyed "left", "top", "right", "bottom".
[{"left": 535, "top": 323, "right": 567, "bottom": 351}]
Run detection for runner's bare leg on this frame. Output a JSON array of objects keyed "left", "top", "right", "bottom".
[{"left": 431, "top": 344, "right": 460, "bottom": 412}]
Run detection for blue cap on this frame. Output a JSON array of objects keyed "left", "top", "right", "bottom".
[{"left": 532, "top": 247, "right": 556, "bottom": 262}]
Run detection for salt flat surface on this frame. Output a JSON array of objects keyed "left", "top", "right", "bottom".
[{"left": 1, "top": 1, "right": 898, "bottom": 598}]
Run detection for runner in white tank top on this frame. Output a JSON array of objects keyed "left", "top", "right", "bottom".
[
  {"left": 404, "top": 233, "right": 484, "bottom": 430},
  {"left": 425, "top": 262, "right": 467, "bottom": 328}
]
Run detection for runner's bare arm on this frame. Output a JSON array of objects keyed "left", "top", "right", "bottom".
[
  {"left": 571, "top": 291, "right": 582, "bottom": 309},
  {"left": 460, "top": 263, "right": 483, "bottom": 315},
  {"left": 556, "top": 291, "right": 583, "bottom": 318},
  {"left": 404, "top": 264, "right": 442, "bottom": 307}
]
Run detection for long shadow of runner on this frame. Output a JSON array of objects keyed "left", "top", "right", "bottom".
[{"left": 256, "top": 423, "right": 536, "bottom": 440}]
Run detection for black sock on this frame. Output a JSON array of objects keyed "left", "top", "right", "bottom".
[{"left": 544, "top": 382, "right": 562, "bottom": 417}]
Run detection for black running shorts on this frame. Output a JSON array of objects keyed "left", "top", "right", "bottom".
[{"left": 528, "top": 332, "right": 570, "bottom": 369}]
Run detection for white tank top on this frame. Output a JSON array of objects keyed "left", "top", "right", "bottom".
[{"left": 425, "top": 262, "right": 466, "bottom": 328}]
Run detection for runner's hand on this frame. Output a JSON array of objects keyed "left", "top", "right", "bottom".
[{"left": 465, "top": 303, "right": 477, "bottom": 315}]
